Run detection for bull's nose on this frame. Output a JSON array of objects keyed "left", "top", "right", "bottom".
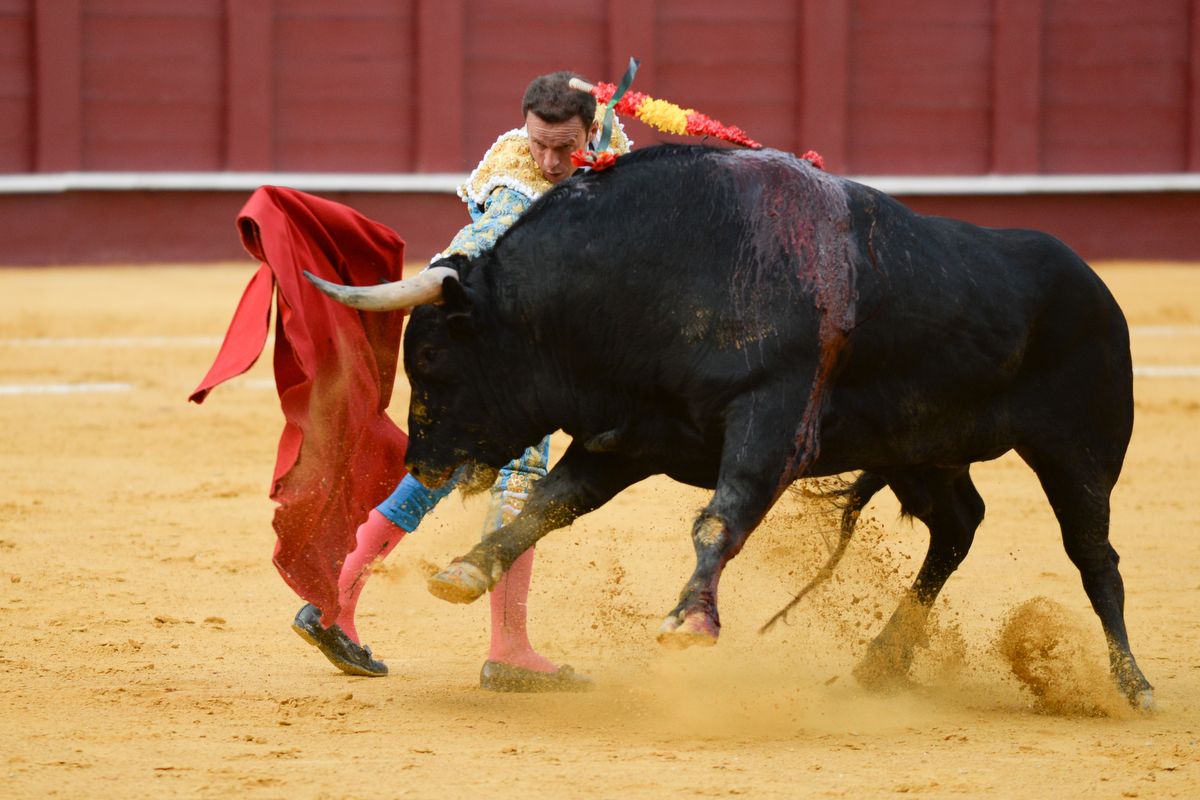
[{"left": 407, "top": 464, "right": 453, "bottom": 490}]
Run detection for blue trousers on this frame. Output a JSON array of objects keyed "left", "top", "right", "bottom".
[{"left": 376, "top": 436, "right": 551, "bottom": 533}]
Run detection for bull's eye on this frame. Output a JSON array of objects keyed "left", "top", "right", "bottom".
[{"left": 413, "top": 344, "right": 438, "bottom": 374}]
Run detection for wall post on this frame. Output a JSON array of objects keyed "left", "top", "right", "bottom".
[
  {"left": 33, "top": 0, "right": 82, "bottom": 171},
  {"left": 992, "top": 0, "right": 1043, "bottom": 174},
  {"left": 225, "top": 0, "right": 274, "bottom": 170},
  {"left": 798, "top": 0, "right": 849, "bottom": 171},
  {"left": 415, "top": 0, "right": 465, "bottom": 171}
]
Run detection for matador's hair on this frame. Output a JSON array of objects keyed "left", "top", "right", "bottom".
[{"left": 522, "top": 71, "right": 596, "bottom": 130}]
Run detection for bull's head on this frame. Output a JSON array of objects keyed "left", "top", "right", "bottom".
[{"left": 305, "top": 259, "right": 537, "bottom": 492}]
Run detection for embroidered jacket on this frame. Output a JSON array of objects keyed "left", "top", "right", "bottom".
[{"left": 435, "top": 110, "right": 632, "bottom": 261}]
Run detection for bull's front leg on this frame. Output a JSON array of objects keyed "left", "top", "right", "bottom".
[
  {"left": 427, "top": 441, "right": 650, "bottom": 604},
  {"left": 655, "top": 512, "right": 748, "bottom": 648},
  {"left": 657, "top": 402, "right": 797, "bottom": 649}
]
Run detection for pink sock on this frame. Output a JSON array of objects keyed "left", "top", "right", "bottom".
[
  {"left": 334, "top": 509, "right": 407, "bottom": 643},
  {"left": 488, "top": 546, "right": 556, "bottom": 672}
]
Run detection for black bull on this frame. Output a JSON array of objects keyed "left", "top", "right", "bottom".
[{"left": 308, "top": 144, "right": 1152, "bottom": 707}]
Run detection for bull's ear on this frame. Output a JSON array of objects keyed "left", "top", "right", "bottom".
[
  {"left": 431, "top": 253, "right": 470, "bottom": 274},
  {"left": 441, "top": 274, "right": 476, "bottom": 338}
]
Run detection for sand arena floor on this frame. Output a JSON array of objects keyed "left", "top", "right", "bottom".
[{"left": 1, "top": 263, "right": 1198, "bottom": 799}]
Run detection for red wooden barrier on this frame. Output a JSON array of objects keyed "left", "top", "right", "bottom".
[
  {"left": 8, "top": 0, "right": 1198, "bottom": 174},
  {"left": 1, "top": 0, "right": 1197, "bottom": 263}
]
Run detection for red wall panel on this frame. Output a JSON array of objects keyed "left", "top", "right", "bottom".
[
  {"left": 0, "top": 0, "right": 31, "bottom": 171},
  {"left": 80, "top": 0, "right": 225, "bottom": 169},
  {"left": 2, "top": 0, "right": 1199, "bottom": 264},
  {"left": 272, "top": 0, "right": 416, "bottom": 171},
  {"left": 654, "top": 0, "right": 798, "bottom": 152},
  {"left": 3, "top": 0, "right": 1199, "bottom": 176},
  {"left": 848, "top": 0, "right": 993, "bottom": 174},
  {"left": 1042, "top": 0, "right": 1191, "bottom": 173}
]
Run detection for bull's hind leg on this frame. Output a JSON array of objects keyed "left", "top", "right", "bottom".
[
  {"left": 1018, "top": 446, "right": 1154, "bottom": 709},
  {"left": 854, "top": 467, "right": 984, "bottom": 689}
]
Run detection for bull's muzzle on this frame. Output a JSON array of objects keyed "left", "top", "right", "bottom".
[
  {"left": 407, "top": 463, "right": 455, "bottom": 490},
  {"left": 303, "top": 265, "right": 459, "bottom": 311}
]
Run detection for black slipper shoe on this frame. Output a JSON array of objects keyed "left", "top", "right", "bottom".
[
  {"left": 479, "top": 660, "right": 593, "bottom": 693},
  {"left": 291, "top": 603, "right": 388, "bottom": 677}
]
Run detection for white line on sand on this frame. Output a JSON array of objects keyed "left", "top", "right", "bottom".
[
  {"left": 1133, "top": 366, "right": 1200, "bottom": 378},
  {"left": 0, "top": 377, "right": 278, "bottom": 397},
  {"left": 230, "top": 379, "right": 277, "bottom": 390},
  {"left": 1129, "top": 325, "right": 1200, "bottom": 337},
  {"left": 0, "top": 382, "right": 134, "bottom": 396},
  {"left": 0, "top": 336, "right": 225, "bottom": 348}
]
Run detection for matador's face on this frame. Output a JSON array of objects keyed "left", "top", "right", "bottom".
[{"left": 526, "top": 112, "right": 598, "bottom": 184}]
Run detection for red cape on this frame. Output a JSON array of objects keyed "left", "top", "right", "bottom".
[{"left": 190, "top": 186, "right": 409, "bottom": 623}]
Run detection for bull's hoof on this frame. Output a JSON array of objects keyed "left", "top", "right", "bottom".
[
  {"left": 1112, "top": 658, "right": 1156, "bottom": 713},
  {"left": 1130, "top": 688, "right": 1156, "bottom": 713},
  {"left": 852, "top": 642, "right": 915, "bottom": 692},
  {"left": 656, "top": 611, "right": 719, "bottom": 650},
  {"left": 427, "top": 561, "right": 489, "bottom": 604}
]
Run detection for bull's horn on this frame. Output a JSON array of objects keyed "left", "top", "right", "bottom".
[{"left": 303, "top": 265, "right": 459, "bottom": 311}]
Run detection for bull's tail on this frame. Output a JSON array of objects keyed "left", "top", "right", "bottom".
[{"left": 759, "top": 471, "right": 888, "bottom": 634}]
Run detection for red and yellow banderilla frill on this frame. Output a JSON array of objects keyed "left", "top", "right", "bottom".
[{"left": 570, "top": 77, "right": 763, "bottom": 150}]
